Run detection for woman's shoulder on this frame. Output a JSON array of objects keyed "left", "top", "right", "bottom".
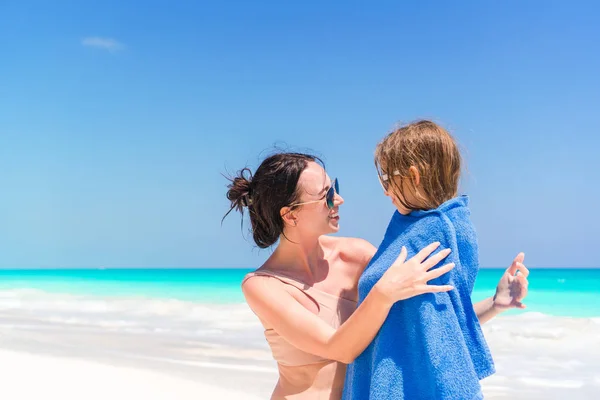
[
  {"left": 241, "top": 267, "right": 279, "bottom": 290},
  {"left": 323, "top": 236, "right": 377, "bottom": 272},
  {"left": 241, "top": 268, "right": 295, "bottom": 310}
]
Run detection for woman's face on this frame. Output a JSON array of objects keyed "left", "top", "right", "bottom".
[{"left": 292, "top": 162, "right": 343, "bottom": 235}]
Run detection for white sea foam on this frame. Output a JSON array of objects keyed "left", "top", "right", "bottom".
[{"left": 0, "top": 288, "right": 264, "bottom": 345}]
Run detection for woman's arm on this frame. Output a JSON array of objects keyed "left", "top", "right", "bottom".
[
  {"left": 243, "top": 243, "right": 454, "bottom": 364},
  {"left": 474, "top": 252, "right": 529, "bottom": 324}
]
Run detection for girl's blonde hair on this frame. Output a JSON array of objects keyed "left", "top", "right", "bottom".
[{"left": 375, "top": 120, "right": 461, "bottom": 211}]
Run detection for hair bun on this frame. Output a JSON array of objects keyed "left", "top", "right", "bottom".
[{"left": 226, "top": 168, "right": 253, "bottom": 212}]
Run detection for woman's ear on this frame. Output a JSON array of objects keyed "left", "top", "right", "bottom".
[
  {"left": 409, "top": 166, "right": 421, "bottom": 187},
  {"left": 280, "top": 207, "right": 298, "bottom": 227}
]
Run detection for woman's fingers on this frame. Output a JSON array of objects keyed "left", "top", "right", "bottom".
[
  {"left": 412, "top": 242, "right": 441, "bottom": 263},
  {"left": 392, "top": 246, "right": 408, "bottom": 267},
  {"left": 419, "top": 284, "right": 454, "bottom": 294},
  {"left": 392, "top": 246, "right": 408, "bottom": 268},
  {"left": 422, "top": 248, "right": 451, "bottom": 270},
  {"left": 425, "top": 263, "right": 455, "bottom": 282}
]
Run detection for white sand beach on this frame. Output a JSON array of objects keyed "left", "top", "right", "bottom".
[
  {"left": 1, "top": 290, "right": 600, "bottom": 399},
  {"left": 0, "top": 349, "right": 262, "bottom": 400}
]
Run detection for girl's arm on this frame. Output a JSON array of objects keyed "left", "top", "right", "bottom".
[
  {"left": 243, "top": 243, "right": 454, "bottom": 364},
  {"left": 474, "top": 252, "right": 529, "bottom": 324}
]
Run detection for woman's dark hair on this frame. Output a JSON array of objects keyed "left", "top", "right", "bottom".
[{"left": 224, "top": 152, "right": 322, "bottom": 248}]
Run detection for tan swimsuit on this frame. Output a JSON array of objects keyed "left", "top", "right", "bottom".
[{"left": 243, "top": 271, "right": 357, "bottom": 400}]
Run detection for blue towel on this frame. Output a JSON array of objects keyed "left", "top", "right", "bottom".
[{"left": 343, "top": 196, "right": 495, "bottom": 400}]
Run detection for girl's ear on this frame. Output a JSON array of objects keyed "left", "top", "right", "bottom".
[{"left": 409, "top": 166, "right": 421, "bottom": 187}]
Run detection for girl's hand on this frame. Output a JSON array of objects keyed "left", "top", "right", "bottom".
[
  {"left": 492, "top": 252, "right": 529, "bottom": 310},
  {"left": 374, "top": 242, "right": 455, "bottom": 304}
]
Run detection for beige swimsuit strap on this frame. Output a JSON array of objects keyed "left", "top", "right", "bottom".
[{"left": 243, "top": 270, "right": 330, "bottom": 310}]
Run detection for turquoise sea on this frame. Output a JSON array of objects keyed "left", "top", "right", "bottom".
[
  {"left": 2, "top": 267, "right": 600, "bottom": 399},
  {"left": 0, "top": 268, "right": 599, "bottom": 317}
]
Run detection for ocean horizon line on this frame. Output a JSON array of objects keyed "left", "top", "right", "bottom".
[{"left": 1, "top": 266, "right": 599, "bottom": 271}]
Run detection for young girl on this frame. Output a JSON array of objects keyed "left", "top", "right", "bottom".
[{"left": 343, "top": 120, "right": 505, "bottom": 400}]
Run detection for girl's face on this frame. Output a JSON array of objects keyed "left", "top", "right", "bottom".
[
  {"left": 383, "top": 177, "right": 413, "bottom": 215},
  {"left": 378, "top": 164, "right": 421, "bottom": 215},
  {"left": 287, "top": 162, "right": 344, "bottom": 235}
]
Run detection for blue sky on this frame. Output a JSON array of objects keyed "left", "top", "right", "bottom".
[{"left": 1, "top": 1, "right": 598, "bottom": 268}]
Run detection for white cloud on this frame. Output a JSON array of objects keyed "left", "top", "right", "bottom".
[{"left": 81, "top": 37, "right": 125, "bottom": 52}]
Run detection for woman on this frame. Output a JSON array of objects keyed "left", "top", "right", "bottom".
[{"left": 225, "top": 152, "right": 528, "bottom": 400}]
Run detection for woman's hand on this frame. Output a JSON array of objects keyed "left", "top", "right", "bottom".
[
  {"left": 492, "top": 252, "right": 529, "bottom": 310},
  {"left": 374, "top": 242, "right": 455, "bottom": 305}
]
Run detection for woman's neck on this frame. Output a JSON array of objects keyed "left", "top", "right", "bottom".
[{"left": 266, "top": 235, "right": 328, "bottom": 283}]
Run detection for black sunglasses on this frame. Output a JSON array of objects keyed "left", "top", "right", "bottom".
[{"left": 290, "top": 178, "right": 339, "bottom": 209}]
